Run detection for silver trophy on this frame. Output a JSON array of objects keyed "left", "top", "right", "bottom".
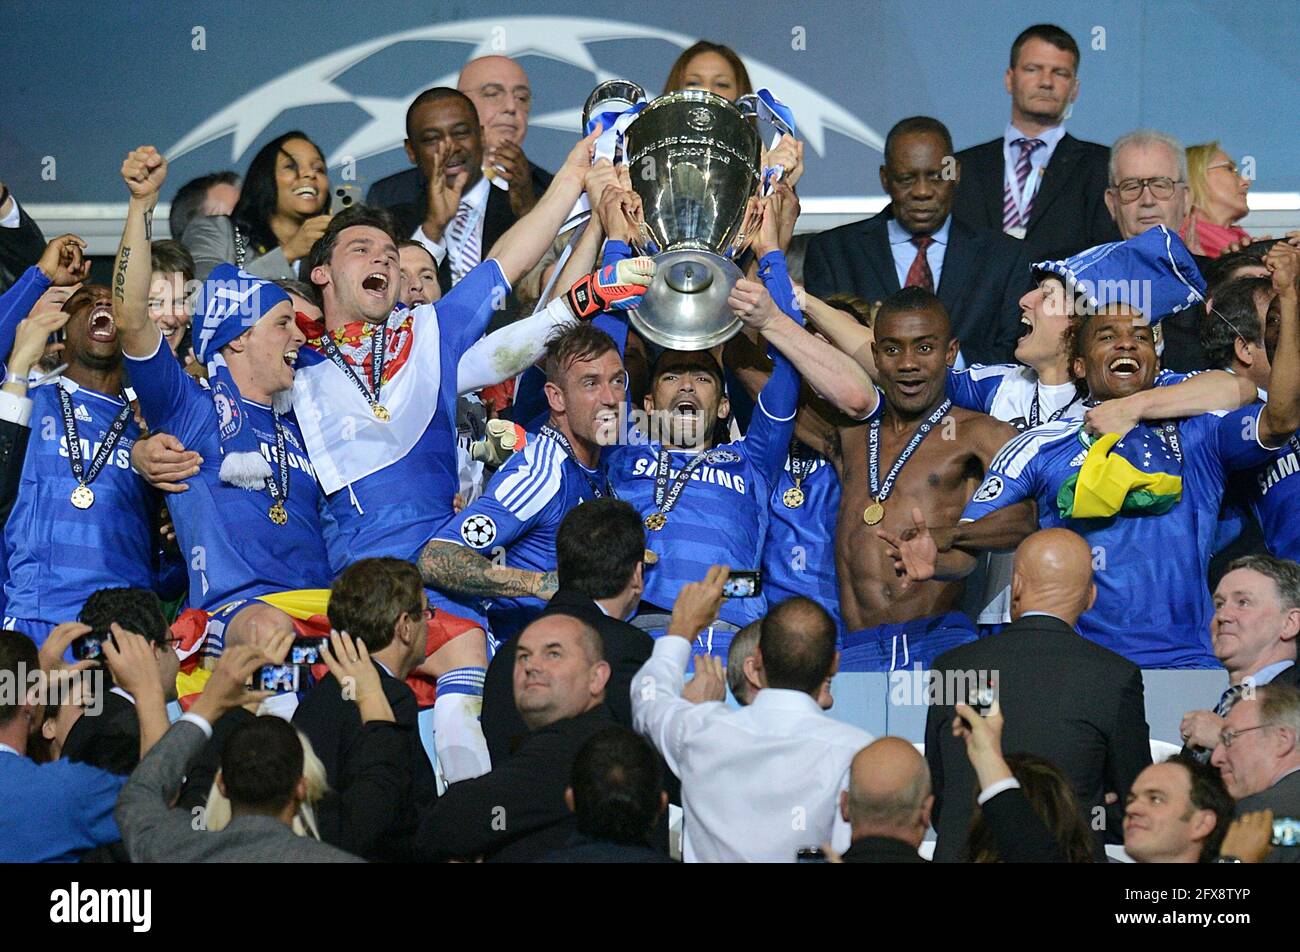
[
  {"left": 582, "top": 80, "right": 647, "bottom": 133},
  {"left": 623, "top": 89, "right": 761, "bottom": 351}
]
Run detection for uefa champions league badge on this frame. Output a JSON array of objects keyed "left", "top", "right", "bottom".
[{"left": 214, "top": 380, "right": 243, "bottom": 441}]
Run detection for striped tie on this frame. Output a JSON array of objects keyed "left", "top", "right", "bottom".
[
  {"left": 1003, "top": 137, "right": 1045, "bottom": 232},
  {"left": 448, "top": 200, "right": 481, "bottom": 285}
]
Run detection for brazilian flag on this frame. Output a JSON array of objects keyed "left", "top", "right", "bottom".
[{"left": 1057, "top": 425, "right": 1183, "bottom": 519}]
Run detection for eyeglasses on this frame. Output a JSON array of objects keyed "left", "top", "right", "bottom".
[
  {"left": 1220, "top": 723, "right": 1274, "bottom": 748},
  {"left": 1112, "top": 176, "right": 1183, "bottom": 203},
  {"left": 1207, "top": 161, "right": 1241, "bottom": 177}
]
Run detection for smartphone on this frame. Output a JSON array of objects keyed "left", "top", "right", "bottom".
[
  {"left": 1272, "top": 817, "right": 1300, "bottom": 847},
  {"left": 331, "top": 183, "right": 362, "bottom": 212},
  {"left": 255, "top": 664, "right": 301, "bottom": 694},
  {"left": 289, "top": 638, "right": 327, "bottom": 666},
  {"left": 71, "top": 633, "right": 106, "bottom": 661},
  {"left": 722, "top": 570, "right": 762, "bottom": 599},
  {"left": 796, "top": 847, "right": 827, "bottom": 863}
]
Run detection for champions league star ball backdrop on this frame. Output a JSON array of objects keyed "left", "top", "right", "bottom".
[{"left": 0, "top": 0, "right": 1296, "bottom": 241}]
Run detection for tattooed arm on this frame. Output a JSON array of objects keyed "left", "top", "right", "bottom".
[
  {"left": 114, "top": 146, "right": 167, "bottom": 358},
  {"left": 418, "top": 540, "right": 558, "bottom": 601}
]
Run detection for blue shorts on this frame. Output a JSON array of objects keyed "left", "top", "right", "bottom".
[
  {"left": 643, "top": 625, "right": 737, "bottom": 663},
  {"left": 3, "top": 616, "right": 54, "bottom": 652},
  {"left": 840, "top": 612, "right": 978, "bottom": 672}
]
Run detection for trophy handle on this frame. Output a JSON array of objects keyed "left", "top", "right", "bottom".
[{"left": 582, "top": 80, "right": 648, "bottom": 132}]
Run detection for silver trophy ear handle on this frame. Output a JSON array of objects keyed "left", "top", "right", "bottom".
[{"left": 582, "top": 80, "right": 649, "bottom": 132}]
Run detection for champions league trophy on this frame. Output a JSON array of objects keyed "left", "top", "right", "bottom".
[{"left": 621, "top": 89, "right": 762, "bottom": 351}]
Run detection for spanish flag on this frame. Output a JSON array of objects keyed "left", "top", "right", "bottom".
[{"left": 1057, "top": 425, "right": 1183, "bottom": 519}]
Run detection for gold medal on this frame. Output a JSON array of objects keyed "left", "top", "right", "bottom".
[
  {"left": 268, "top": 502, "right": 288, "bottom": 525},
  {"left": 863, "top": 501, "right": 885, "bottom": 526},
  {"left": 644, "top": 512, "right": 667, "bottom": 531},
  {"left": 373, "top": 404, "right": 391, "bottom": 422},
  {"left": 782, "top": 486, "right": 806, "bottom": 509},
  {"left": 70, "top": 484, "right": 95, "bottom": 510}
]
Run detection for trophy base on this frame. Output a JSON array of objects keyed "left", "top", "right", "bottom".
[{"left": 628, "top": 249, "right": 744, "bottom": 351}]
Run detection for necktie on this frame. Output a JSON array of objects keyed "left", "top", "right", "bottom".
[
  {"left": 447, "top": 199, "right": 481, "bottom": 285},
  {"left": 1003, "top": 137, "right": 1045, "bottom": 231},
  {"left": 1184, "top": 682, "right": 1248, "bottom": 764},
  {"left": 1215, "top": 682, "right": 1249, "bottom": 717},
  {"left": 904, "top": 235, "right": 934, "bottom": 293}
]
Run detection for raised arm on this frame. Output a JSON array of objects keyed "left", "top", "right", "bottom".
[
  {"left": 802, "top": 292, "right": 878, "bottom": 380},
  {"left": 486, "top": 128, "right": 599, "bottom": 286},
  {"left": 1258, "top": 243, "right": 1300, "bottom": 447},
  {"left": 113, "top": 146, "right": 167, "bottom": 358},
  {"left": 1085, "top": 369, "right": 1258, "bottom": 437}
]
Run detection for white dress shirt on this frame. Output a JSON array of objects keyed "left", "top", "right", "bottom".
[
  {"left": 632, "top": 637, "right": 873, "bottom": 862},
  {"left": 0, "top": 193, "right": 21, "bottom": 229},
  {"left": 886, "top": 214, "right": 951, "bottom": 292},
  {"left": 412, "top": 174, "right": 491, "bottom": 266}
]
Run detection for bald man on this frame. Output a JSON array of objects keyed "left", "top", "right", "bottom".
[
  {"left": 366, "top": 56, "right": 552, "bottom": 217},
  {"left": 923, "top": 527, "right": 1153, "bottom": 862},
  {"left": 838, "top": 738, "right": 933, "bottom": 863}
]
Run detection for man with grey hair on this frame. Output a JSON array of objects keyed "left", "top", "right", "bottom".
[
  {"left": 1211, "top": 684, "right": 1300, "bottom": 861},
  {"left": 726, "top": 617, "right": 836, "bottom": 709},
  {"left": 726, "top": 621, "right": 762, "bottom": 706},
  {"left": 1104, "top": 129, "right": 1191, "bottom": 241},
  {"left": 1181, "top": 555, "right": 1300, "bottom": 758},
  {"left": 838, "top": 737, "right": 932, "bottom": 863}
]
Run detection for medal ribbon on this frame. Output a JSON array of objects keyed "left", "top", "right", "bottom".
[
  {"left": 319, "top": 320, "right": 389, "bottom": 410},
  {"left": 539, "top": 424, "right": 615, "bottom": 499},
  {"left": 868, "top": 399, "right": 952, "bottom": 503},
  {"left": 1157, "top": 420, "right": 1183, "bottom": 464},
  {"left": 788, "top": 438, "right": 817, "bottom": 487},
  {"left": 266, "top": 411, "right": 290, "bottom": 509},
  {"left": 57, "top": 384, "right": 132, "bottom": 489},
  {"left": 1028, "top": 387, "right": 1082, "bottom": 429},
  {"left": 652, "top": 446, "right": 716, "bottom": 517}
]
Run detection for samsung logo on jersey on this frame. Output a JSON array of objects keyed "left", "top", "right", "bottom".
[
  {"left": 258, "top": 441, "right": 315, "bottom": 478},
  {"left": 1257, "top": 449, "right": 1299, "bottom": 495},
  {"left": 629, "top": 456, "right": 747, "bottom": 495},
  {"left": 58, "top": 438, "right": 133, "bottom": 471}
]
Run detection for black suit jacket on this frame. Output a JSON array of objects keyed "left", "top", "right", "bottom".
[
  {"left": 839, "top": 835, "right": 928, "bottom": 864},
  {"left": 0, "top": 201, "right": 46, "bottom": 294},
  {"left": 925, "top": 614, "right": 1152, "bottom": 862},
  {"left": 0, "top": 418, "right": 31, "bottom": 537},
  {"left": 366, "top": 161, "right": 552, "bottom": 214},
  {"left": 416, "top": 704, "right": 615, "bottom": 862},
  {"left": 62, "top": 690, "right": 141, "bottom": 775},
  {"left": 293, "top": 663, "right": 432, "bottom": 861},
  {"left": 803, "top": 209, "right": 1032, "bottom": 365},
  {"left": 538, "top": 832, "right": 676, "bottom": 863},
  {"left": 952, "top": 133, "right": 1119, "bottom": 263},
  {"left": 481, "top": 589, "right": 652, "bottom": 763},
  {"left": 386, "top": 181, "right": 522, "bottom": 294}
]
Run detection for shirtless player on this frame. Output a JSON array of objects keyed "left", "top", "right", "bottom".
[{"left": 730, "top": 283, "right": 1033, "bottom": 671}]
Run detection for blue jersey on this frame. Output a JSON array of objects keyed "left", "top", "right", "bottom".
[
  {"left": 1237, "top": 432, "right": 1300, "bottom": 560},
  {"left": 763, "top": 445, "right": 842, "bottom": 633},
  {"left": 126, "top": 338, "right": 330, "bottom": 609},
  {"left": 963, "top": 405, "right": 1278, "bottom": 667},
  {"left": 4, "top": 379, "right": 155, "bottom": 629},
  {"left": 947, "top": 364, "right": 1192, "bottom": 431},
  {"left": 607, "top": 250, "right": 802, "bottom": 628},
  {"left": 314, "top": 262, "right": 508, "bottom": 623},
  {"left": 433, "top": 431, "right": 610, "bottom": 639}
]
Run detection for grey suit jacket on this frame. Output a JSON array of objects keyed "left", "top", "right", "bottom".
[
  {"left": 182, "top": 215, "right": 296, "bottom": 282},
  {"left": 1238, "top": 769, "right": 1300, "bottom": 863},
  {"left": 115, "top": 719, "right": 363, "bottom": 863}
]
